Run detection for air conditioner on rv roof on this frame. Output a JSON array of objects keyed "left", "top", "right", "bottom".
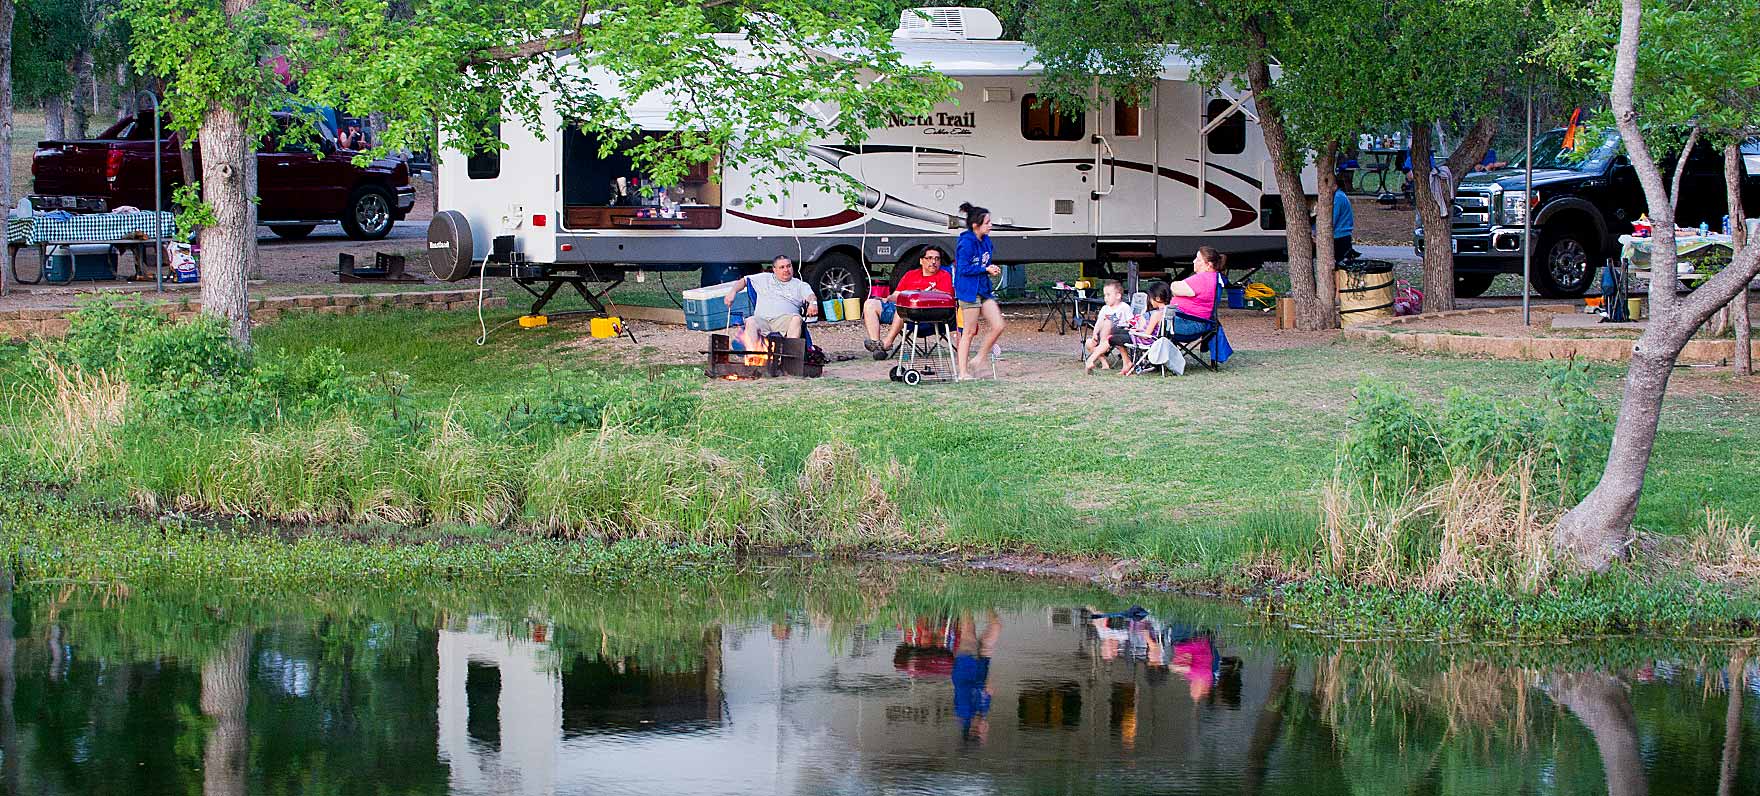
[{"left": 894, "top": 7, "right": 1004, "bottom": 40}]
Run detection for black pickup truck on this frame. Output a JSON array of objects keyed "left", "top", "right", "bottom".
[{"left": 1417, "top": 129, "right": 1760, "bottom": 297}]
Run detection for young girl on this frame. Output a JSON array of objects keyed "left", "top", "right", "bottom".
[
  {"left": 1083, "top": 280, "right": 1135, "bottom": 373},
  {"left": 1120, "top": 281, "right": 1171, "bottom": 376},
  {"left": 953, "top": 202, "right": 1006, "bottom": 380}
]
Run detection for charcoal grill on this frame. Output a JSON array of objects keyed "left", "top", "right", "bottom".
[{"left": 887, "top": 290, "right": 957, "bottom": 385}]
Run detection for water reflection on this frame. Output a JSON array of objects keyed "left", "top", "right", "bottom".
[{"left": 0, "top": 565, "right": 1755, "bottom": 795}]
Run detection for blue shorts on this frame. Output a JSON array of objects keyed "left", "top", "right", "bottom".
[{"left": 880, "top": 301, "right": 896, "bottom": 324}]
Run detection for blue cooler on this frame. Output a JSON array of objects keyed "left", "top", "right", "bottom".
[
  {"left": 44, "top": 244, "right": 119, "bottom": 283},
  {"left": 683, "top": 279, "right": 752, "bottom": 331}
]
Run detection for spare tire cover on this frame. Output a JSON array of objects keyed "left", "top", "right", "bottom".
[{"left": 427, "top": 210, "right": 475, "bottom": 282}]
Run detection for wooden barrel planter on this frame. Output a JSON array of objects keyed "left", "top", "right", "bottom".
[{"left": 1336, "top": 260, "right": 1396, "bottom": 326}]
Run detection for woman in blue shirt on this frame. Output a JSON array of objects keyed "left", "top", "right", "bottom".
[{"left": 953, "top": 202, "right": 1006, "bottom": 380}]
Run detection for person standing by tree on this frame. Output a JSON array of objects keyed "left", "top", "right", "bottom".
[
  {"left": 1329, "top": 176, "right": 1355, "bottom": 260},
  {"left": 953, "top": 202, "right": 1005, "bottom": 380}
]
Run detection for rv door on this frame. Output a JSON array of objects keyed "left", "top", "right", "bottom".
[{"left": 1094, "top": 94, "right": 1157, "bottom": 240}]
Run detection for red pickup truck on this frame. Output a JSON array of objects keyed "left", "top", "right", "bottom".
[{"left": 31, "top": 111, "right": 416, "bottom": 240}]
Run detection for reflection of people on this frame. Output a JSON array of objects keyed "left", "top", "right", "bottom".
[
  {"left": 953, "top": 202, "right": 1005, "bottom": 380},
  {"left": 726, "top": 255, "right": 818, "bottom": 351},
  {"left": 863, "top": 247, "right": 952, "bottom": 358},
  {"left": 952, "top": 610, "right": 1002, "bottom": 743}
]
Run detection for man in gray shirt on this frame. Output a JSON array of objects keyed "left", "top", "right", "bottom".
[{"left": 726, "top": 255, "right": 818, "bottom": 350}]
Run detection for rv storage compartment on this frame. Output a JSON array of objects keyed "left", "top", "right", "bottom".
[{"left": 683, "top": 279, "right": 753, "bottom": 331}]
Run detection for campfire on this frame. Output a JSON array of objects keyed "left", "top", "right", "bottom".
[{"left": 705, "top": 334, "right": 821, "bottom": 379}]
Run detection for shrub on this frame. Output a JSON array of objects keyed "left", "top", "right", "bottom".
[
  {"left": 788, "top": 441, "right": 926, "bottom": 550},
  {"left": 1323, "top": 364, "right": 1612, "bottom": 592}
]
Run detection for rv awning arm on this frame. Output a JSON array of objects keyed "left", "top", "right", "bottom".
[
  {"left": 1196, "top": 84, "right": 1257, "bottom": 219},
  {"left": 1201, "top": 86, "right": 1256, "bottom": 135}
]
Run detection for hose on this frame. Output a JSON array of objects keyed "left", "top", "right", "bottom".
[{"left": 1243, "top": 282, "right": 1276, "bottom": 300}]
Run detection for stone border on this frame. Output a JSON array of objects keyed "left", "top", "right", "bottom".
[
  {"left": 0, "top": 290, "right": 508, "bottom": 341},
  {"left": 1342, "top": 304, "right": 1755, "bottom": 364}
]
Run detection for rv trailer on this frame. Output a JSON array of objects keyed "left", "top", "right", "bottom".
[{"left": 428, "top": 7, "right": 1314, "bottom": 313}]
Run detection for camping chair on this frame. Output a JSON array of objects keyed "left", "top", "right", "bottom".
[
  {"left": 728, "top": 279, "right": 816, "bottom": 352},
  {"left": 1167, "top": 272, "right": 1230, "bottom": 371}
]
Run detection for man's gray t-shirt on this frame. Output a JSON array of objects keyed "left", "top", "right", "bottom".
[{"left": 748, "top": 272, "right": 815, "bottom": 319}]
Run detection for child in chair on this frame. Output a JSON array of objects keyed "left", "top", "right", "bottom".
[
  {"left": 1085, "top": 280, "right": 1136, "bottom": 373},
  {"left": 1120, "top": 282, "right": 1171, "bottom": 376}
]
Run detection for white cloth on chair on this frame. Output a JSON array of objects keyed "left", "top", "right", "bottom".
[{"left": 1146, "top": 339, "right": 1186, "bottom": 374}]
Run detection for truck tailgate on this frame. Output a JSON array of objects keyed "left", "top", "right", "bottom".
[{"left": 32, "top": 141, "right": 119, "bottom": 196}]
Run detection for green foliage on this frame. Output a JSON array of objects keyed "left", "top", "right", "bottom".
[
  {"left": 1343, "top": 362, "right": 1612, "bottom": 502},
  {"left": 48, "top": 299, "right": 366, "bottom": 427},
  {"left": 508, "top": 369, "right": 702, "bottom": 437},
  {"left": 171, "top": 182, "right": 214, "bottom": 241}
]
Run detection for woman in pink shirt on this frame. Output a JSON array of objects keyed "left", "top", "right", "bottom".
[{"left": 1170, "top": 246, "right": 1225, "bottom": 335}]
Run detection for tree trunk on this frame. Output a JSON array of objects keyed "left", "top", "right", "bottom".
[
  {"left": 1719, "top": 652, "right": 1746, "bottom": 796},
  {"left": 1243, "top": 25, "right": 1322, "bottom": 331},
  {"left": 1313, "top": 144, "right": 1339, "bottom": 327},
  {"left": 1550, "top": 673, "right": 1647, "bottom": 796},
  {"left": 118, "top": 63, "right": 137, "bottom": 121},
  {"left": 1726, "top": 143, "right": 1751, "bottom": 377},
  {"left": 1551, "top": 0, "right": 1760, "bottom": 571},
  {"left": 1410, "top": 123, "right": 1456, "bottom": 310},
  {"left": 0, "top": 573, "right": 20, "bottom": 796},
  {"left": 1242, "top": 664, "right": 1295, "bottom": 796},
  {"left": 94, "top": 57, "right": 114, "bottom": 124},
  {"left": 0, "top": 0, "right": 14, "bottom": 211},
  {"left": 198, "top": 101, "right": 255, "bottom": 345},
  {"left": 70, "top": 47, "right": 93, "bottom": 138},
  {"left": 44, "top": 94, "right": 66, "bottom": 141},
  {"left": 201, "top": 630, "right": 252, "bottom": 796}
]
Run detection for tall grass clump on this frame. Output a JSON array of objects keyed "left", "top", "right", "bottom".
[
  {"left": 788, "top": 440, "right": 930, "bottom": 550},
  {"left": 1320, "top": 364, "right": 1611, "bottom": 592},
  {"left": 524, "top": 428, "right": 780, "bottom": 543}
]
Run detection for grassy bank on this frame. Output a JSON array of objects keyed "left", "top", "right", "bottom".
[{"left": 2, "top": 300, "right": 1758, "bottom": 637}]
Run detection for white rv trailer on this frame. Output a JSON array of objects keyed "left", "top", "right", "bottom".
[{"left": 428, "top": 7, "right": 1315, "bottom": 307}]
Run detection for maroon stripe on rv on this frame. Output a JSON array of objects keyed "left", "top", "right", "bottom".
[
  {"left": 1016, "top": 158, "right": 1261, "bottom": 232},
  {"left": 726, "top": 209, "right": 866, "bottom": 229}
]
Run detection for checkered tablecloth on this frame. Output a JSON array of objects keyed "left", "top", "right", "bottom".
[{"left": 5, "top": 211, "right": 178, "bottom": 246}]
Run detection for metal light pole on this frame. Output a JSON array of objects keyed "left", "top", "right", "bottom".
[
  {"left": 139, "top": 90, "right": 165, "bottom": 293},
  {"left": 1521, "top": 79, "right": 1534, "bottom": 326}
]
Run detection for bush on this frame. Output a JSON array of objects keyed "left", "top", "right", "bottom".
[
  {"left": 40, "top": 299, "right": 365, "bottom": 428},
  {"left": 1322, "top": 364, "right": 1613, "bottom": 592}
]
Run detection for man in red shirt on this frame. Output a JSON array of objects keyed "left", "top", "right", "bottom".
[{"left": 863, "top": 247, "right": 953, "bottom": 359}]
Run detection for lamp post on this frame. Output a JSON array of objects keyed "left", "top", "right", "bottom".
[
  {"left": 138, "top": 90, "right": 165, "bottom": 293},
  {"left": 1521, "top": 80, "right": 1534, "bottom": 326}
]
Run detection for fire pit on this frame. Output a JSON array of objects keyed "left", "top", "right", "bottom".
[{"left": 705, "top": 334, "right": 822, "bottom": 379}]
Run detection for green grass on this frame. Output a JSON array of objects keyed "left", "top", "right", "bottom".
[
  {"left": 6, "top": 304, "right": 1760, "bottom": 636},
  {"left": 250, "top": 306, "right": 1760, "bottom": 559}
]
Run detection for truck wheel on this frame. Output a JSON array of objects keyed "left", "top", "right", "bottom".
[
  {"left": 805, "top": 252, "right": 869, "bottom": 303},
  {"left": 270, "top": 224, "right": 317, "bottom": 241},
  {"left": 1532, "top": 228, "right": 1598, "bottom": 298},
  {"left": 341, "top": 187, "right": 395, "bottom": 240},
  {"left": 1455, "top": 272, "right": 1496, "bottom": 298}
]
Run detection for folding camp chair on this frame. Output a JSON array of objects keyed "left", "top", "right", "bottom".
[
  {"left": 728, "top": 279, "right": 816, "bottom": 352},
  {"left": 1167, "top": 272, "right": 1229, "bottom": 371}
]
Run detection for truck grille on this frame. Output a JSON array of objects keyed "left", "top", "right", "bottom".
[{"left": 1452, "top": 193, "right": 1492, "bottom": 232}]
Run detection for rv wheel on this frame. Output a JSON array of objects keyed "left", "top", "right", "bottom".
[{"left": 805, "top": 252, "right": 868, "bottom": 302}]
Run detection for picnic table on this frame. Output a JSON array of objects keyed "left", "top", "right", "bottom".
[
  {"left": 1618, "top": 219, "right": 1757, "bottom": 290},
  {"left": 4, "top": 211, "right": 179, "bottom": 296}
]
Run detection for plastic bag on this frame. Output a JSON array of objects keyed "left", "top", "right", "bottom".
[{"left": 166, "top": 242, "right": 199, "bottom": 283}]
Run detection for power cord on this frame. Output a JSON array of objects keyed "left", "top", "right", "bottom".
[{"left": 473, "top": 251, "right": 493, "bottom": 346}]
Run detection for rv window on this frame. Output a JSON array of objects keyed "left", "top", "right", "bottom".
[
  {"left": 466, "top": 121, "right": 502, "bottom": 180},
  {"left": 560, "top": 128, "right": 723, "bottom": 230},
  {"left": 1206, "top": 99, "right": 1246, "bottom": 155},
  {"left": 1114, "top": 100, "right": 1141, "bottom": 137},
  {"left": 1021, "top": 94, "right": 1084, "bottom": 142}
]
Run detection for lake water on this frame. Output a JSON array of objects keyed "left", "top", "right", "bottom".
[{"left": 0, "top": 561, "right": 1754, "bottom": 795}]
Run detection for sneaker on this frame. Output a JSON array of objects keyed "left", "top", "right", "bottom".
[
  {"left": 872, "top": 346, "right": 890, "bottom": 361},
  {"left": 864, "top": 339, "right": 882, "bottom": 352}
]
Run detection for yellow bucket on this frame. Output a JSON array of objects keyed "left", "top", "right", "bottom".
[
  {"left": 841, "top": 297, "right": 862, "bottom": 322},
  {"left": 590, "top": 317, "right": 622, "bottom": 338}
]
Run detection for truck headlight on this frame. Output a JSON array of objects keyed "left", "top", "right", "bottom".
[{"left": 1501, "top": 191, "right": 1535, "bottom": 224}]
